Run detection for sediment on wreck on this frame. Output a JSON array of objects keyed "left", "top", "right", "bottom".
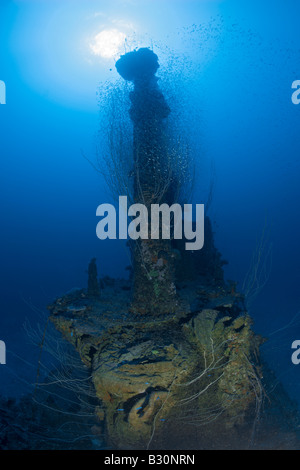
[
  {"left": 48, "top": 48, "right": 272, "bottom": 449},
  {"left": 49, "top": 216, "right": 265, "bottom": 448},
  {"left": 49, "top": 248, "right": 266, "bottom": 449}
]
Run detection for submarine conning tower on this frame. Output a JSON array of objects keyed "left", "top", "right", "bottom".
[{"left": 116, "top": 48, "right": 178, "bottom": 316}]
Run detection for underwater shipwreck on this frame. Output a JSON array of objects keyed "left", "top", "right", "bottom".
[{"left": 2, "top": 48, "right": 299, "bottom": 450}]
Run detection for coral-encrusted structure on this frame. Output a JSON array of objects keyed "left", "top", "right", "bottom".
[
  {"left": 49, "top": 240, "right": 264, "bottom": 448},
  {"left": 49, "top": 49, "right": 265, "bottom": 449}
]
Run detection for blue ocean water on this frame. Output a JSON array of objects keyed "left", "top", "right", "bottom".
[{"left": 1, "top": 0, "right": 300, "bottom": 448}]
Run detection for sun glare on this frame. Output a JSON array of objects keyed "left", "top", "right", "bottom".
[{"left": 90, "top": 29, "right": 126, "bottom": 59}]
